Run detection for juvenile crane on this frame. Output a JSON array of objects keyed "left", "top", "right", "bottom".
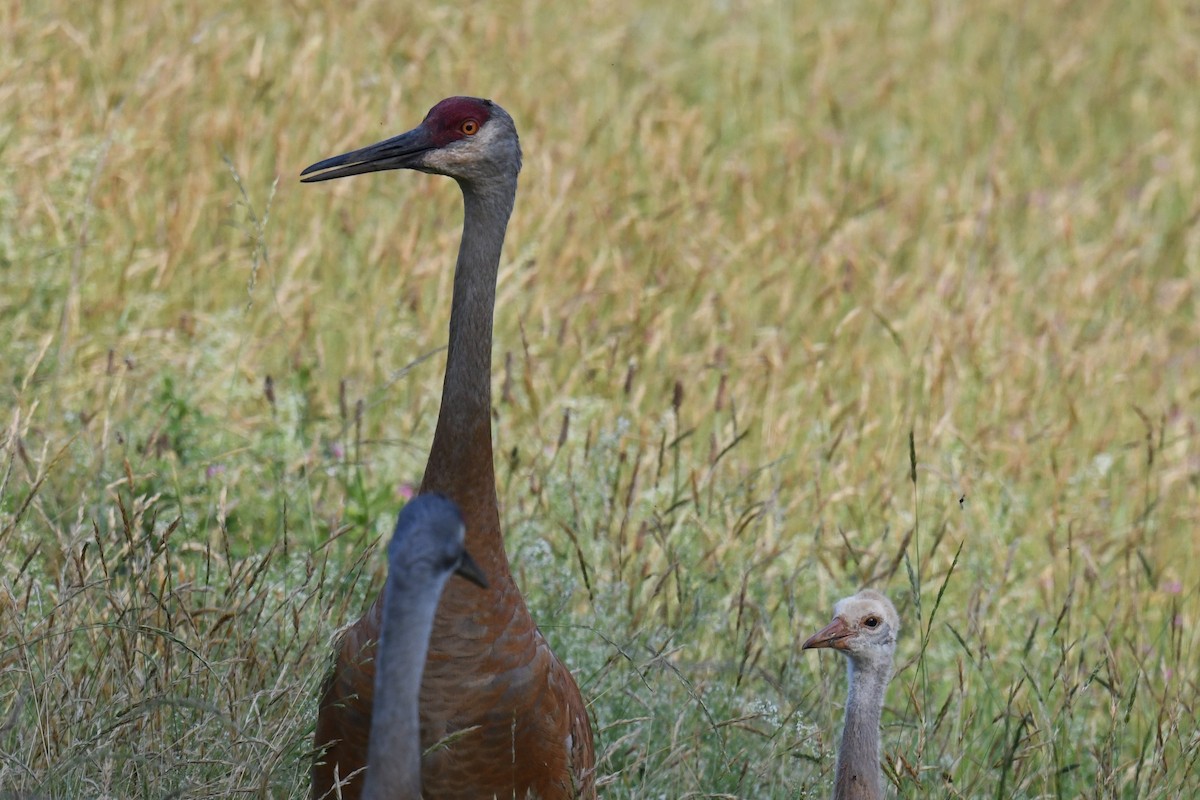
[
  {"left": 363, "top": 495, "right": 488, "bottom": 800},
  {"left": 303, "top": 97, "right": 596, "bottom": 799},
  {"left": 802, "top": 590, "right": 900, "bottom": 800}
]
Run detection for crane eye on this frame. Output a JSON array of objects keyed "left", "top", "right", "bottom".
[
  {"left": 460, "top": 119, "right": 479, "bottom": 135},
  {"left": 864, "top": 616, "right": 880, "bottom": 628}
]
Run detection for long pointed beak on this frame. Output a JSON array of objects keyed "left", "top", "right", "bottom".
[
  {"left": 802, "top": 617, "right": 853, "bottom": 651},
  {"left": 300, "top": 126, "right": 436, "bottom": 182},
  {"left": 455, "top": 550, "right": 489, "bottom": 589}
]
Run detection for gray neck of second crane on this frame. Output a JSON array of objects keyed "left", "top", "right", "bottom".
[
  {"left": 834, "top": 658, "right": 891, "bottom": 800},
  {"left": 424, "top": 175, "right": 517, "bottom": 486},
  {"left": 361, "top": 571, "right": 444, "bottom": 800}
]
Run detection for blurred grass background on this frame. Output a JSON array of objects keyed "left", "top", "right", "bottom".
[{"left": 2, "top": 0, "right": 1198, "bottom": 796}]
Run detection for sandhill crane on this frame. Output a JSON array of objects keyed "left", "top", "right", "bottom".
[
  {"left": 303, "top": 97, "right": 596, "bottom": 800},
  {"left": 361, "top": 494, "right": 487, "bottom": 800},
  {"left": 802, "top": 589, "right": 900, "bottom": 800}
]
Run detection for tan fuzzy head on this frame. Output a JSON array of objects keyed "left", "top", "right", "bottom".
[{"left": 802, "top": 589, "right": 899, "bottom": 668}]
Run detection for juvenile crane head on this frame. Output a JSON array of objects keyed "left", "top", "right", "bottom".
[
  {"left": 301, "top": 96, "right": 521, "bottom": 185},
  {"left": 802, "top": 589, "right": 899, "bottom": 674},
  {"left": 388, "top": 493, "right": 488, "bottom": 593}
]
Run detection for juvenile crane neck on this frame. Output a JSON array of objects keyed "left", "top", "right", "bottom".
[
  {"left": 834, "top": 660, "right": 890, "bottom": 800},
  {"left": 361, "top": 574, "right": 442, "bottom": 800}
]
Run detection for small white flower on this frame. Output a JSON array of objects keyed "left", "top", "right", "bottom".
[{"left": 1092, "top": 453, "right": 1114, "bottom": 477}]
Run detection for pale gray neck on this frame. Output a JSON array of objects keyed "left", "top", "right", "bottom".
[
  {"left": 361, "top": 572, "right": 445, "bottom": 800},
  {"left": 833, "top": 659, "right": 891, "bottom": 800},
  {"left": 424, "top": 176, "right": 517, "bottom": 482}
]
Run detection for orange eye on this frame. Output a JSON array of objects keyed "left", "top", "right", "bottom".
[{"left": 461, "top": 119, "right": 479, "bottom": 135}]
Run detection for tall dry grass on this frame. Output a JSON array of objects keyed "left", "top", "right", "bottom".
[{"left": 2, "top": 0, "right": 1198, "bottom": 796}]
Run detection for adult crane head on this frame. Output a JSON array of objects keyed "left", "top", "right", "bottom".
[
  {"left": 388, "top": 493, "right": 488, "bottom": 592},
  {"left": 802, "top": 589, "right": 899, "bottom": 674},
  {"left": 301, "top": 96, "right": 521, "bottom": 186}
]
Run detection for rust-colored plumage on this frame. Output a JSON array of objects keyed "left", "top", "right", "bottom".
[{"left": 303, "top": 97, "right": 596, "bottom": 799}]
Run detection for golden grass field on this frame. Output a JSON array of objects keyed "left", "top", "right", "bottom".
[{"left": 2, "top": 0, "right": 1198, "bottom": 796}]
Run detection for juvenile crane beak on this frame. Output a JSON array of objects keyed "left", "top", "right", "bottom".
[
  {"left": 455, "top": 550, "right": 489, "bottom": 589},
  {"left": 301, "top": 126, "right": 435, "bottom": 182},
  {"left": 802, "top": 617, "right": 853, "bottom": 651}
]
